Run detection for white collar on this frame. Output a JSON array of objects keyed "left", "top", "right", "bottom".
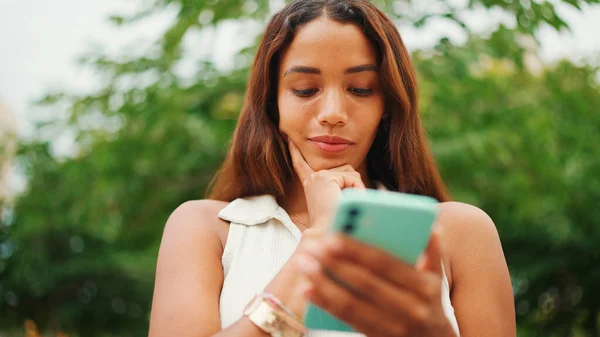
[
  {"left": 218, "top": 194, "right": 302, "bottom": 239},
  {"left": 217, "top": 183, "right": 388, "bottom": 239}
]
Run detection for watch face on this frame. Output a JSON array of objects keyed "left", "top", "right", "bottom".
[
  {"left": 263, "top": 311, "right": 284, "bottom": 332},
  {"left": 244, "top": 296, "right": 303, "bottom": 337}
]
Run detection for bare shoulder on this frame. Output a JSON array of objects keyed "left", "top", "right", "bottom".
[
  {"left": 436, "top": 202, "right": 506, "bottom": 286},
  {"left": 163, "top": 199, "right": 231, "bottom": 252},
  {"left": 437, "top": 201, "right": 499, "bottom": 238},
  {"left": 437, "top": 202, "right": 515, "bottom": 336},
  {"left": 167, "top": 199, "right": 230, "bottom": 223},
  {"left": 149, "top": 199, "right": 231, "bottom": 337}
]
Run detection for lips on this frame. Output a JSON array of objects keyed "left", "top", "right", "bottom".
[{"left": 310, "top": 135, "right": 354, "bottom": 153}]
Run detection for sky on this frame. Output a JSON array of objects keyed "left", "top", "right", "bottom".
[{"left": 0, "top": 0, "right": 599, "bottom": 137}]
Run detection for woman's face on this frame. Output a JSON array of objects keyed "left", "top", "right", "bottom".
[{"left": 278, "top": 16, "right": 384, "bottom": 173}]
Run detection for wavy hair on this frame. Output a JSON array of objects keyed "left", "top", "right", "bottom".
[{"left": 208, "top": 0, "right": 449, "bottom": 202}]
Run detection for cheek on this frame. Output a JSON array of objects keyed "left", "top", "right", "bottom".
[
  {"left": 354, "top": 99, "right": 384, "bottom": 136},
  {"left": 278, "top": 93, "right": 312, "bottom": 138}
]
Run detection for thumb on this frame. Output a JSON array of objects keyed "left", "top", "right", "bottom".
[{"left": 416, "top": 227, "right": 444, "bottom": 275}]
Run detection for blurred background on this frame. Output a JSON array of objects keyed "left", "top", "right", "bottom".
[{"left": 0, "top": 0, "right": 599, "bottom": 336}]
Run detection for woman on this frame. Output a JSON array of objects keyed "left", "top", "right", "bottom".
[{"left": 148, "top": 1, "right": 515, "bottom": 336}]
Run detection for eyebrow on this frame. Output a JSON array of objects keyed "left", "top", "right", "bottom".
[{"left": 283, "top": 64, "right": 378, "bottom": 77}]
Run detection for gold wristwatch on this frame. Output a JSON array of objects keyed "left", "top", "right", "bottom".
[{"left": 243, "top": 294, "right": 306, "bottom": 337}]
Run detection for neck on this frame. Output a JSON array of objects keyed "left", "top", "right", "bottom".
[{"left": 279, "top": 177, "right": 309, "bottom": 216}]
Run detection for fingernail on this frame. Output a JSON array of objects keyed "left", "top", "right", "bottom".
[{"left": 296, "top": 254, "right": 321, "bottom": 274}]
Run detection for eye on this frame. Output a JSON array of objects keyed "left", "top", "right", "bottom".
[
  {"left": 293, "top": 88, "right": 319, "bottom": 97},
  {"left": 349, "top": 88, "right": 373, "bottom": 96}
]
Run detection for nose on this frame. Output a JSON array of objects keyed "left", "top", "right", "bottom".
[{"left": 317, "top": 88, "right": 348, "bottom": 126}]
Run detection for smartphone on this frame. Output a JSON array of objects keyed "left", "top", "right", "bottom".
[{"left": 303, "top": 188, "right": 439, "bottom": 332}]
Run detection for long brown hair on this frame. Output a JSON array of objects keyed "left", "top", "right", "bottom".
[{"left": 208, "top": 0, "right": 449, "bottom": 202}]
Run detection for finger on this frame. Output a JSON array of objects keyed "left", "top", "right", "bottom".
[
  {"left": 306, "top": 248, "right": 424, "bottom": 322},
  {"left": 328, "top": 164, "right": 356, "bottom": 173},
  {"left": 320, "top": 234, "right": 430, "bottom": 299},
  {"left": 288, "top": 140, "right": 314, "bottom": 183},
  {"left": 337, "top": 171, "right": 366, "bottom": 190},
  {"left": 332, "top": 169, "right": 367, "bottom": 190},
  {"left": 295, "top": 254, "right": 405, "bottom": 337},
  {"left": 416, "top": 228, "right": 444, "bottom": 276},
  {"left": 319, "top": 170, "right": 365, "bottom": 190}
]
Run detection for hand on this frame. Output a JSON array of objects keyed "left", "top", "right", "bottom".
[
  {"left": 282, "top": 140, "right": 367, "bottom": 318},
  {"left": 296, "top": 229, "right": 457, "bottom": 337},
  {"left": 288, "top": 140, "right": 366, "bottom": 232}
]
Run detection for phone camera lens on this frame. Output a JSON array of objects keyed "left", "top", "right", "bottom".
[
  {"left": 343, "top": 223, "right": 355, "bottom": 233},
  {"left": 349, "top": 208, "right": 360, "bottom": 217}
]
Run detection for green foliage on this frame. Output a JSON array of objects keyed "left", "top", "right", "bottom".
[
  {"left": 1, "top": 0, "right": 599, "bottom": 336},
  {"left": 417, "top": 34, "right": 600, "bottom": 335}
]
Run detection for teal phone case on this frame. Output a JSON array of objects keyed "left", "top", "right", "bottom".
[{"left": 304, "top": 189, "right": 439, "bottom": 332}]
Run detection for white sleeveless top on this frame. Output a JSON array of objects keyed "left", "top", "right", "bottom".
[{"left": 217, "top": 195, "right": 460, "bottom": 336}]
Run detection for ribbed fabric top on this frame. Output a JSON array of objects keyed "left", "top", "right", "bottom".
[{"left": 217, "top": 195, "right": 460, "bottom": 336}]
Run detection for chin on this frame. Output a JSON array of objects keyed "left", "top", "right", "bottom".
[{"left": 306, "top": 157, "right": 354, "bottom": 171}]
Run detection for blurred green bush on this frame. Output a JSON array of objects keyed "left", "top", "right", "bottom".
[{"left": 0, "top": 0, "right": 598, "bottom": 336}]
